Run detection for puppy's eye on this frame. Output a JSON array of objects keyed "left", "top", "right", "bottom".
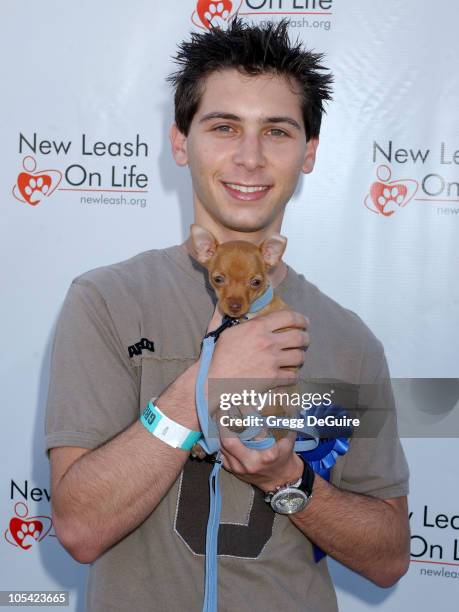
[
  {"left": 250, "top": 278, "right": 262, "bottom": 288},
  {"left": 213, "top": 275, "right": 225, "bottom": 285}
]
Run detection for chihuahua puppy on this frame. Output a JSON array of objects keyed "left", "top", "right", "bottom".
[{"left": 190, "top": 224, "right": 300, "bottom": 458}]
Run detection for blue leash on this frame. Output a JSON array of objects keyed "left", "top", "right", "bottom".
[{"left": 195, "top": 283, "right": 321, "bottom": 612}]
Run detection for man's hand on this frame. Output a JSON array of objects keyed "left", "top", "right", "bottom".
[
  {"left": 218, "top": 429, "right": 303, "bottom": 492},
  {"left": 218, "top": 421, "right": 410, "bottom": 588},
  {"left": 207, "top": 309, "right": 309, "bottom": 382},
  {"left": 202, "top": 307, "right": 308, "bottom": 482}
]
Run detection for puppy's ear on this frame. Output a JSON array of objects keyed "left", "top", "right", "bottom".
[
  {"left": 190, "top": 224, "right": 218, "bottom": 265},
  {"left": 260, "top": 233, "right": 287, "bottom": 267}
]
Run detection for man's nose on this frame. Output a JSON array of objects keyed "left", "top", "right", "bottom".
[{"left": 232, "top": 133, "right": 266, "bottom": 171}]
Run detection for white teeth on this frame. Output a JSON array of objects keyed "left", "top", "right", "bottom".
[{"left": 226, "top": 183, "right": 269, "bottom": 193}]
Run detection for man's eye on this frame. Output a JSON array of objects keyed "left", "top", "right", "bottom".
[
  {"left": 213, "top": 275, "right": 225, "bottom": 285},
  {"left": 250, "top": 278, "right": 262, "bottom": 288},
  {"left": 214, "top": 125, "right": 233, "bottom": 133},
  {"left": 268, "top": 128, "right": 288, "bottom": 137}
]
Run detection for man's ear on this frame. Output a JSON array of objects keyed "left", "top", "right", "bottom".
[
  {"left": 260, "top": 233, "right": 287, "bottom": 267},
  {"left": 170, "top": 123, "right": 188, "bottom": 166},
  {"left": 302, "top": 137, "right": 319, "bottom": 174},
  {"left": 190, "top": 224, "right": 218, "bottom": 265}
]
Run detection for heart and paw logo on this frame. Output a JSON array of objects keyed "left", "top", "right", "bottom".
[
  {"left": 192, "top": 0, "right": 242, "bottom": 30},
  {"left": 365, "top": 165, "right": 418, "bottom": 216},
  {"left": 13, "top": 156, "right": 62, "bottom": 206},
  {"left": 4, "top": 502, "right": 53, "bottom": 550},
  {"left": 9, "top": 517, "right": 44, "bottom": 549}
]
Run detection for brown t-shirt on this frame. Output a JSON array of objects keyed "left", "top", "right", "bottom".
[{"left": 46, "top": 244, "right": 409, "bottom": 612}]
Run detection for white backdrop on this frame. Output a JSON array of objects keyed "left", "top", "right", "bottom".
[{"left": 2, "top": 1, "right": 458, "bottom": 610}]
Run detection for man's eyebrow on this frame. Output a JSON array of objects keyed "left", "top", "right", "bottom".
[
  {"left": 265, "top": 116, "right": 302, "bottom": 131},
  {"left": 199, "top": 112, "right": 302, "bottom": 131},
  {"left": 199, "top": 112, "right": 241, "bottom": 123}
]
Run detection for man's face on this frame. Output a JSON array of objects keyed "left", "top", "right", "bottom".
[{"left": 171, "top": 68, "right": 319, "bottom": 239}]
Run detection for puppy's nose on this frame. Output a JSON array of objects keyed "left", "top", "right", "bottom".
[{"left": 228, "top": 299, "right": 243, "bottom": 314}]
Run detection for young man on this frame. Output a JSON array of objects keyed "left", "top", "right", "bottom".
[{"left": 46, "top": 20, "right": 410, "bottom": 612}]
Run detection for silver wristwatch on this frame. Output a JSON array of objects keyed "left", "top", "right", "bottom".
[{"left": 264, "top": 456, "right": 314, "bottom": 515}]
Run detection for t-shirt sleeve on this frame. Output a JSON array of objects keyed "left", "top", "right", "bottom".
[
  {"left": 335, "top": 339, "right": 410, "bottom": 499},
  {"left": 45, "top": 278, "right": 139, "bottom": 455}
]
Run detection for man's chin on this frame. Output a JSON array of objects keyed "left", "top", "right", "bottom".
[
  {"left": 217, "top": 218, "right": 274, "bottom": 234},
  {"left": 215, "top": 208, "right": 283, "bottom": 234}
]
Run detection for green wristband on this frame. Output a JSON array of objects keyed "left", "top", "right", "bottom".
[{"left": 140, "top": 401, "right": 202, "bottom": 451}]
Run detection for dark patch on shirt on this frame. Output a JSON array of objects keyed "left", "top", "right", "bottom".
[{"left": 175, "top": 458, "right": 275, "bottom": 558}]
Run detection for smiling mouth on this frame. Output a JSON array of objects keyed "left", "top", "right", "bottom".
[
  {"left": 222, "top": 182, "right": 272, "bottom": 200},
  {"left": 224, "top": 183, "right": 270, "bottom": 193}
]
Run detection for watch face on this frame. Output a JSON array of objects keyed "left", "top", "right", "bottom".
[{"left": 271, "top": 487, "right": 308, "bottom": 515}]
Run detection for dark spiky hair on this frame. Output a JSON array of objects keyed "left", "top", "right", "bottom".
[{"left": 167, "top": 19, "right": 333, "bottom": 140}]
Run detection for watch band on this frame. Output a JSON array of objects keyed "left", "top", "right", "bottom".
[
  {"left": 297, "top": 453, "right": 315, "bottom": 497},
  {"left": 140, "top": 400, "right": 202, "bottom": 451}
]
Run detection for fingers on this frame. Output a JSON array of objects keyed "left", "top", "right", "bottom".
[
  {"left": 275, "top": 368, "right": 300, "bottom": 383},
  {"left": 220, "top": 436, "right": 256, "bottom": 472},
  {"left": 277, "top": 348, "right": 306, "bottom": 368},
  {"left": 260, "top": 310, "right": 309, "bottom": 332},
  {"left": 273, "top": 328, "right": 309, "bottom": 370},
  {"left": 220, "top": 433, "right": 295, "bottom": 478},
  {"left": 220, "top": 435, "right": 273, "bottom": 469},
  {"left": 273, "top": 329, "right": 309, "bottom": 351},
  {"left": 220, "top": 450, "right": 244, "bottom": 474}
]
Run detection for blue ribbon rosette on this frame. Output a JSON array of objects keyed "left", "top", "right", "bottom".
[{"left": 296, "top": 404, "right": 352, "bottom": 562}]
